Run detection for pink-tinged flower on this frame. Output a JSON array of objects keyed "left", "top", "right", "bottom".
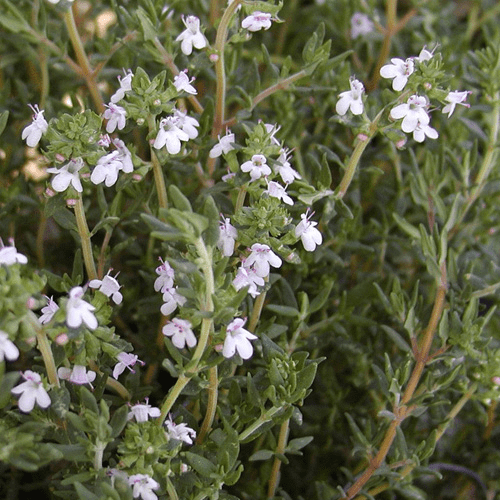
[
  {"left": 165, "top": 416, "right": 196, "bottom": 444},
  {"left": 380, "top": 58, "right": 414, "bottom": 91},
  {"left": 244, "top": 243, "right": 282, "bottom": 278},
  {"left": 0, "top": 331, "right": 19, "bottom": 362},
  {"left": 110, "top": 69, "right": 133, "bottom": 103},
  {"left": 275, "top": 149, "right": 301, "bottom": 184},
  {"left": 173, "top": 109, "right": 199, "bottom": 139},
  {"left": 223, "top": 317, "right": 257, "bottom": 360},
  {"left": 154, "top": 258, "right": 175, "bottom": 293},
  {"left": 265, "top": 181, "right": 294, "bottom": 206},
  {"left": 209, "top": 131, "right": 236, "bottom": 158},
  {"left": 176, "top": 15, "right": 208, "bottom": 56},
  {"left": 295, "top": 210, "right": 322, "bottom": 252},
  {"left": 11, "top": 370, "right": 51, "bottom": 412},
  {"left": 232, "top": 265, "right": 265, "bottom": 298},
  {"left": 162, "top": 318, "right": 197, "bottom": 349},
  {"left": 90, "top": 151, "right": 122, "bottom": 187},
  {"left": 66, "top": 286, "right": 98, "bottom": 330},
  {"left": 390, "top": 95, "right": 429, "bottom": 133},
  {"left": 336, "top": 77, "right": 365, "bottom": 116},
  {"left": 442, "top": 90, "right": 471, "bottom": 117},
  {"left": 22, "top": 104, "right": 48, "bottom": 147},
  {"left": 160, "top": 287, "right": 187, "bottom": 316},
  {"left": 153, "top": 117, "right": 190, "bottom": 154},
  {"left": 46, "top": 157, "right": 84, "bottom": 193},
  {"left": 241, "top": 11, "right": 272, "bottom": 32},
  {"left": 103, "top": 103, "right": 127, "bottom": 133},
  {"left": 58, "top": 365, "right": 96, "bottom": 387},
  {"left": 112, "top": 138, "right": 134, "bottom": 173},
  {"left": 241, "top": 154, "right": 271, "bottom": 181},
  {"left": 98, "top": 134, "right": 112, "bottom": 147},
  {"left": 0, "top": 240, "right": 28, "bottom": 266},
  {"left": 218, "top": 217, "right": 238, "bottom": 257},
  {"left": 128, "top": 399, "right": 161, "bottom": 423},
  {"left": 350, "top": 12, "right": 374, "bottom": 39},
  {"left": 128, "top": 474, "right": 160, "bottom": 500},
  {"left": 89, "top": 270, "right": 123, "bottom": 304},
  {"left": 113, "top": 352, "right": 145, "bottom": 379},
  {"left": 39, "top": 295, "right": 59, "bottom": 324},
  {"left": 412, "top": 119, "right": 439, "bottom": 143},
  {"left": 173, "top": 70, "right": 197, "bottom": 95}
]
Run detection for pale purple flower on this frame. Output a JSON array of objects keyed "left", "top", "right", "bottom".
[
  {"left": 154, "top": 258, "right": 175, "bottom": 293},
  {"left": 442, "top": 90, "right": 471, "bottom": 117},
  {"left": 103, "top": 103, "right": 127, "bottom": 133},
  {"left": 110, "top": 69, "right": 133, "bottom": 103},
  {"left": 22, "top": 104, "right": 48, "bottom": 147},
  {"left": 380, "top": 58, "right": 414, "bottom": 91},
  {"left": 66, "top": 286, "right": 98, "bottom": 330},
  {"left": 58, "top": 365, "right": 96, "bottom": 387},
  {"left": 223, "top": 317, "right": 257, "bottom": 360},
  {"left": 0, "top": 331, "right": 19, "bottom": 362},
  {"left": 240, "top": 154, "right": 271, "bottom": 181},
  {"left": 0, "top": 240, "right": 28, "bottom": 266},
  {"left": 128, "top": 399, "right": 161, "bottom": 423},
  {"left": 160, "top": 287, "right": 187, "bottom": 316},
  {"left": 113, "top": 352, "right": 145, "bottom": 379},
  {"left": 176, "top": 15, "right": 207, "bottom": 55},
  {"left": 89, "top": 270, "right": 123, "bottom": 304},
  {"left": 295, "top": 210, "right": 323, "bottom": 252},
  {"left": 162, "top": 318, "right": 197, "bottom": 349},
  {"left": 209, "top": 131, "right": 236, "bottom": 158},
  {"left": 244, "top": 243, "right": 282, "bottom": 278},
  {"left": 241, "top": 11, "right": 272, "bottom": 32},
  {"left": 46, "top": 157, "right": 84, "bottom": 193},
  {"left": 11, "top": 370, "right": 51, "bottom": 413},
  {"left": 153, "top": 117, "right": 190, "bottom": 154},
  {"left": 350, "top": 12, "right": 374, "bottom": 39},
  {"left": 39, "top": 295, "right": 59, "bottom": 324},
  {"left": 173, "top": 70, "right": 197, "bottom": 95},
  {"left": 173, "top": 109, "right": 199, "bottom": 139},
  {"left": 165, "top": 416, "right": 196, "bottom": 445},
  {"left": 232, "top": 265, "right": 265, "bottom": 297},
  {"left": 275, "top": 149, "right": 301, "bottom": 184},
  {"left": 412, "top": 119, "right": 439, "bottom": 143},
  {"left": 112, "top": 138, "right": 134, "bottom": 173},
  {"left": 218, "top": 217, "right": 238, "bottom": 257},
  {"left": 390, "top": 95, "right": 429, "bottom": 133},
  {"left": 336, "top": 77, "right": 364, "bottom": 116},
  {"left": 265, "top": 181, "right": 294, "bottom": 205},
  {"left": 98, "top": 134, "right": 112, "bottom": 147},
  {"left": 128, "top": 474, "right": 160, "bottom": 500}
]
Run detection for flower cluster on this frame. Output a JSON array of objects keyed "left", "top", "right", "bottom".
[
  {"left": 154, "top": 257, "right": 186, "bottom": 317},
  {"left": 153, "top": 109, "right": 200, "bottom": 155}
]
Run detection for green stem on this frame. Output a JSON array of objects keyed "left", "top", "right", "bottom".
[
  {"left": 197, "top": 365, "right": 218, "bottom": 444},
  {"left": 166, "top": 477, "right": 180, "bottom": 500},
  {"left": 267, "top": 418, "right": 290, "bottom": 498},
  {"left": 235, "top": 186, "right": 248, "bottom": 212},
  {"left": 94, "top": 440, "right": 105, "bottom": 470},
  {"left": 239, "top": 405, "right": 286, "bottom": 442},
  {"left": 74, "top": 194, "right": 98, "bottom": 281},
  {"left": 148, "top": 116, "right": 169, "bottom": 212},
  {"left": 248, "top": 289, "right": 266, "bottom": 333},
  {"left": 88, "top": 360, "right": 131, "bottom": 400}
]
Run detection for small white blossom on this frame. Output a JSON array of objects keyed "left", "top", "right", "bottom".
[
  {"left": 173, "top": 109, "right": 200, "bottom": 139},
  {"left": 110, "top": 69, "right": 133, "bottom": 103},
  {"left": 128, "top": 474, "right": 160, "bottom": 500},
  {"left": 0, "top": 240, "right": 28, "bottom": 266},
  {"left": 412, "top": 119, "right": 439, "bottom": 143},
  {"left": 113, "top": 138, "right": 134, "bottom": 172},
  {"left": 98, "top": 134, "right": 112, "bottom": 147},
  {"left": 113, "top": 352, "right": 145, "bottom": 379},
  {"left": 265, "top": 181, "right": 294, "bottom": 206},
  {"left": 209, "top": 131, "right": 235, "bottom": 158},
  {"left": 350, "top": 12, "right": 374, "bottom": 39},
  {"left": 233, "top": 265, "right": 265, "bottom": 298},
  {"left": 22, "top": 104, "right": 48, "bottom": 147},
  {"left": 160, "top": 287, "right": 187, "bottom": 316},
  {"left": 154, "top": 258, "right": 175, "bottom": 293},
  {"left": 165, "top": 416, "right": 197, "bottom": 445},
  {"left": 128, "top": 399, "right": 161, "bottom": 423},
  {"left": 245, "top": 243, "right": 282, "bottom": 278},
  {"left": 223, "top": 317, "right": 257, "bottom": 360},
  {"left": 66, "top": 286, "right": 98, "bottom": 330},
  {"left": 442, "top": 90, "right": 471, "bottom": 117},
  {"left": 58, "top": 365, "right": 96, "bottom": 387},
  {"left": 89, "top": 270, "right": 123, "bottom": 304},
  {"left": 390, "top": 95, "right": 429, "bottom": 133},
  {"left": 336, "top": 77, "right": 365, "bottom": 116},
  {"left": 417, "top": 45, "right": 435, "bottom": 63},
  {"left": 153, "top": 117, "right": 190, "bottom": 154},
  {"left": 240, "top": 154, "right": 271, "bottom": 181},
  {"left": 275, "top": 149, "right": 301, "bottom": 184},
  {"left": 91, "top": 151, "right": 122, "bottom": 187},
  {"left": 241, "top": 11, "right": 272, "bottom": 32},
  {"left": 380, "top": 58, "right": 414, "bottom": 91},
  {"left": 173, "top": 70, "right": 197, "bottom": 95},
  {"left": 0, "top": 331, "right": 19, "bottom": 362},
  {"left": 163, "top": 318, "right": 197, "bottom": 349},
  {"left": 264, "top": 123, "right": 281, "bottom": 145},
  {"left": 11, "top": 370, "right": 51, "bottom": 413},
  {"left": 103, "top": 103, "right": 127, "bottom": 133},
  {"left": 218, "top": 217, "right": 238, "bottom": 257},
  {"left": 176, "top": 15, "right": 207, "bottom": 56},
  {"left": 39, "top": 295, "right": 59, "bottom": 324},
  {"left": 295, "top": 210, "right": 322, "bottom": 252},
  {"left": 46, "top": 157, "right": 84, "bottom": 193},
  {"left": 47, "top": 0, "right": 75, "bottom": 4}
]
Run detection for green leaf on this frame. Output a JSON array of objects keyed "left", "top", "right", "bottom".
[
  {"left": 287, "top": 436, "right": 314, "bottom": 452},
  {"left": 380, "top": 325, "right": 412, "bottom": 353},
  {"left": 266, "top": 304, "right": 300, "bottom": 317},
  {"left": 169, "top": 185, "right": 193, "bottom": 212},
  {"left": 249, "top": 449, "right": 274, "bottom": 461},
  {"left": 109, "top": 404, "right": 129, "bottom": 438},
  {"left": 0, "top": 110, "right": 9, "bottom": 137},
  {"left": 136, "top": 7, "right": 157, "bottom": 41},
  {"left": 74, "top": 482, "right": 99, "bottom": 500},
  {"left": 184, "top": 451, "right": 217, "bottom": 477}
]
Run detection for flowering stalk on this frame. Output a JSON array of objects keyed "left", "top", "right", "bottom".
[
  {"left": 239, "top": 405, "right": 288, "bottom": 442},
  {"left": 196, "top": 365, "right": 218, "bottom": 444},
  {"left": 74, "top": 194, "right": 98, "bottom": 281},
  {"left": 148, "top": 116, "right": 169, "bottom": 211},
  {"left": 248, "top": 288, "right": 266, "bottom": 333}
]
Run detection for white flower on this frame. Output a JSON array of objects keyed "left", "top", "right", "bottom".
[
  {"left": 162, "top": 318, "right": 197, "bottom": 349},
  {"left": 264, "top": 123, "right": 281, "bottom": 145},
  {"left": 160, "top": 287, "right": 187, "bottom": 316},
  {"left": 244, "top": 243, "right": 282, "bottom": 278},
  {"left": 241, "top": 11, "right": 272, "bottom": 32},
  {"left": 112, "top": 138, "right": 134, "bottom": 173},
  {"left": 47, "top": 0, "right": 75, "bottom": 4},
  {"left": 113, "top": 352, "right": 145, "bottom": 379},
  {"left": 91, "top": 151, "right": 122, "bottom": 187},
  {"left": 176, "top": 15, "right": 207, "bottom": 56},
  {"left": 173, "top": 109, "right": 200, "bottom": 139},
  {"left": 173, "top": 70, "right": 197, "bottom": 95},
  {"left": 165, "top": 416, "right": 197, "bottom": 444},
  {"left": 390, "top": 95, "right": 429, "bottom": 133},
  {"left": 380, "top": 58, "right": 415, "bottom": 91},
  {"left": 442, "top": 90, "right": 471, "bottom": 117},
  {"left": 128, "top": 399, "right": 161, "bottom": 423},
  {"left": 22, "top": 104, "right": 48, "bottom": 147},
  {"left": 89, "top": 270, "right": 123, "bottom": 304},
  {"left": 217, "top": 217, "right": 238, "bottom": 257},
  {"left": 223, "top": 317, "right": 257, "bottom": 360},
  {"left": 39, "top": 295, "right": 59, "bottom": 324},
  {"left": 417, "top": 45, "right": 435, "bottom": 63},
  {"left": 110, "top": 69, "right": 134, "bottom": 103},
  {"left": 0, "top": 240, "right": 28, "bottom": 266},
  {"left": 240, "top": 154, "right": 271, "bottom": 181},
  {"left": 350, "top": 12, "right": 374, "bottom": 39},
  {"left": 265, "top": 181, "right": 294, "bottom": 206},
  {"left": 103, "top": 103, "right": 127, "bottom": 133},
  {"left": 154, "top": 258, "right": 175, "bottom": 293},
  {"left": 209, "top": 131, "right": 235, "bottom": 158},
  {"left": 412, "top": 119, "right": 439, "bottom": 143},
  {"left": 128, "top": 474, "right": 160, "bottom": 500},
  {"left": 153, "top": 117, "right": 190, "bottom": 154},
  {"left": 46, "top": 157, "right": 84, "bottom": 193},
  {"left": 66, "top": 286, "right": 98, "bottom": 330},
  {"left": 275, "top": 149, "right": 301, "bottom": 184},
  {"left": 58, "top": 365, "right": 96, "bottom": 387},
  {"left": 11, "top": 370, "right": 51, "bottom": 413},
  {"left": 295, "top": 210, "right": 322, "bottom": 252},
  {"left": 233, "top": 265, "right": 265, "bottom": 297},
  {"left": 0, "top": 331, "right": 19, "bottom": 362},
  {"left": 336, "top": 77, "right": 365, "bottom": 116}
]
